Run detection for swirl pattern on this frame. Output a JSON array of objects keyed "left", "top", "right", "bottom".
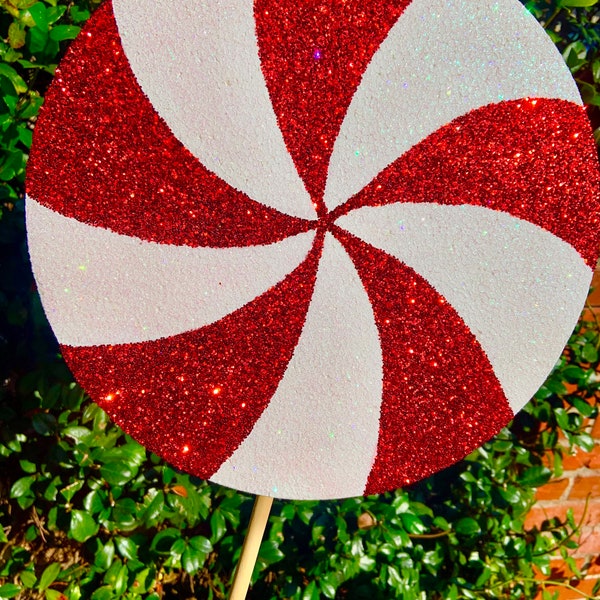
[{"left": 26, "top": 0, "right": 600, "bottom": 499}]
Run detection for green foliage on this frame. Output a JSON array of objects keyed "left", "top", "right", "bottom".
[
  {"left": 525, "top": 0, "right": 600, "bottom": 142},
  {"left": 1, "top": 0, "right": 600, "bottom": 598}
]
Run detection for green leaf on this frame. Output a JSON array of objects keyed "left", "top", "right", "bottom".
[
  {"left": 572, "top": 397, "right": 594, "bottom": 417},
  {"left": 0, "top": 584, "right": 21, "bottom": 599},
  {"left": 28, "top": 2, "right": 49, "bottom": 30},
  {"left": 19, "top": 459, "right": 37, "bottom": 474},
  {"left": 94, "top": 540, "right": 115, "bottom": 571},
  {"left": 19, "top": 571, "right": 36, "bottom": 588},
  {"left": 0, "top": 64, "right": 27, "bottom": 93},
  {"left": 27, "top": 26, "right": 49, "bottom": 54},
  {"left": 90, "top": 585, "right": 114, "bottom": 600},
  {"left": 553, "top": 452, "right": 563, "bottom": 478},
  {"left": 565, "top": 555, "right": 583, "bottom": 579},
  {"left": 582, "top": 342, "right": 598, "bottom": 363},
  {"left": 455, "top": 517, "right": 481, "bottom": 536},
  {"left": 114, "top": 565, "right": 128, "bottom": 596},
  {"left": 38, "top": 563, "right": 61, "bottom": 591},
  {"left": 162, "top": 465, "right": 176, "bottom": 485},
  {"left": 400, "top": 512, "right": 426, "bottom": 535},
  {"left": 259, "top": 540, "right": 285, "bottom": 564},
  {"left": 302, "top": 581, "right": 320, "bottom": 600},
  {"left": 189, "top": 535, "right": 212, "bottom": 554},
  {"left": 112, "top": 498, "right": 138, "bottom": 528},
  {"left": 182, "top": 545, "right": 204, "bottom": 574},
  {"left": 518, "top": 466, "right": 552, "bottom": 488},
  {"left": 49, "top": 25, "right": 80, "bottom": 41},
  {"left": 171, "top": 538, "right": 187, "bottom": 556},
  {"left": 555, "top": 408, "right": 570, "bottom": 431},
  {"left": 99, "top": 462, "right": 136, "bottom": 486},
  {"left": 210, "top": 510, "right": 227, "bottom": 542},
  {"left": 561, "top": 365, "right": 586, "bottom": 382},
  {"left": 150, "top": 528, "right": 180, "bottom": 555},
  {"left": 63, "top": 425, "right": 93, "bottom": 444},
  {"left": 70, "top": 6, "right": 90, "bottom": 23},
  {"left": 386, "top": 564, "right": 403, "bottom": 587},
  {"left": 359, "top": 555, "right": 377, "bottom": 571},
  {"left": 60, "top": 480, "right": 84, "bottom": 502},
  {"left": 559, "top": 0, "right": 598, "bottom": 6},
  {"left": 84, "top": 490, "right": 107, "bottom": 515},
  {"left": 103, "top": 560, "right": 128, "bottom": 596},
  {"left": 70, "top": 510, "right": 99, "bottom": 542},
  {"left": 593, "top": 59, "right": 600, "bottom": 84},
  {"left": 115, "top": 536, "right": 138, "bottom": 561},
  {"left": 574, "top": 432, "right": 595, "bottom": 453},
  {"left": 32, "top": 412, "right": 57, "bottom": 436},
  {"left": 10, "top": 475, "right": 36, "bottom": 499},
  {"left": 562, "top": 41, "right": 588, "bottom": 73},
  {"left": 7, "top": 23, "right": 26, "bottom": 49},
  {"left": 498, "top": 485, "right": 521, "bottom": 504},
  {"left": 320, "top": 579, "right": 337, "bottom": 599},
  {"left": 131, "top": 568, "right": 153, "bottom": 594},
  {"left": 143, "top": 491, "right": 165, "bottom": 524},
  {"left": 99, "top": 444, "right": 137, "bottom": 465}
]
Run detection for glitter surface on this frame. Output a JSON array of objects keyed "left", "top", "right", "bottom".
[
  {"left": 254, "top": 0, "right": 411, "bottom": 212},
  {"left": 27, "top": 2, "right": 312, "bottom": 248},
  {"left": 26, "top": 0, "right": 600, "bottom": 499},
  {"left": 336, "top": 227, "right": 513, "bottom": 493},
  {"left": 334, "top": 98, "right": 600, "bottom": 267},
  {"left": 62, "top": 236, "right": 323, "bottom": 478}
]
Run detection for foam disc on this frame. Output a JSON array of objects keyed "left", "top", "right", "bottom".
[{"left": 26, "top": 0, "right": 600, "bottom": 499}]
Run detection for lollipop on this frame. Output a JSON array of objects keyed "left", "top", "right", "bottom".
[{"left": 26, "top": 0, "right": 600, "bottom": 504}]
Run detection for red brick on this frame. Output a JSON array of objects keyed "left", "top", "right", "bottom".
[
  {"left": 587, "top": 555, "right": 600, "bottom": 576},
  {"left": 525, "top": 500, "right": 600, "bottom": 529},
  {"left": 563, "top": 382, "right": 579, "bottom": 396},
  {"left": 592, "top": 417, "right": 600, "bottom": 441},
  {"left": 580, "top": 308, "right": 598, "bottom": 323},
  {"left": 587, "top": 445, "right": 600, "bottom": 469},
  {"left": 525, "top": 507, "right": 548, "bottom": 529},
  {"left": 536, "top": 478, "right": 570, "bottom": 501},
  {"left": 561, "top": 448, "right": 588, "bottom": 470},
  {"left": 534, "top": 576, "right": 600, "bottom": 600},
  {"left": 549, "top": 556, "right": 600, "bottom": 577},
  {"left": 586, "top": 271, "right": 600, "bottom": 307},
  {"left": 561, "top": 445, "right": 600, "bottom": 470},
  {"left": 534, "top": 557, "right": 600, "bottom": 600},
  {"left": 568, "top": 475, "right": 600, "bottom": 499},
  {"left": 576, "top": 527, "right": 600, "bottom": 555}
]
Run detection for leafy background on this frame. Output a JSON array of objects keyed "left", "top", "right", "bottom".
[{"left": 1, "top": 0, "right": 600, "bottom": 598}]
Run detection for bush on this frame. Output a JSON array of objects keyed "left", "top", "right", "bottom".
[{"left": 1, "top": 1, "right": 600, "bottom": 598}]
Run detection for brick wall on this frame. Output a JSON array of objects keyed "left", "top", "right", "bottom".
[{"left": 525, "top": 269, "right": 600, "bottom": 599}]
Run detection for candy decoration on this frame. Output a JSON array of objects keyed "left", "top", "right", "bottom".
[{"left": 26, "top": 0, "right": 600, "bottom": 500}]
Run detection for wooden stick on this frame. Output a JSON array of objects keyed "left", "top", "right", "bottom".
[{"left": 229, "top": 494, "right": 274, "bottom": 600}]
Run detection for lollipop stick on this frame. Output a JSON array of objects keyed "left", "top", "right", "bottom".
[{"left": 229, "top": 494, "right": 274, "bottom": 600}]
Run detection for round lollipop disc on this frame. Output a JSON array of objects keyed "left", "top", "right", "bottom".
[{"left": 26, "top": 0, "right": 600, "bottom": 500}]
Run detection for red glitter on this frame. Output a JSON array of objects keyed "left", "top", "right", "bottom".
[
  {"left": 336, "top": 228, "right": 513, "bottom": 492},
  {"left": 333, "top": 98, "right": 600, "bottom": 267},
  {"left": 62, "top": 235, "right": 323, "bottom": 479},
  {"left": 255, "top": 0, "right": 412, "bottom": 212},
  {"left": 27, "top": 1, "right": 312, "bottom": 248}
]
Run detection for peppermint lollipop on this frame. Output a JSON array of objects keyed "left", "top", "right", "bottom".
[{"left": 26, "top": 0, "right": 600, "bottom": 503}]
